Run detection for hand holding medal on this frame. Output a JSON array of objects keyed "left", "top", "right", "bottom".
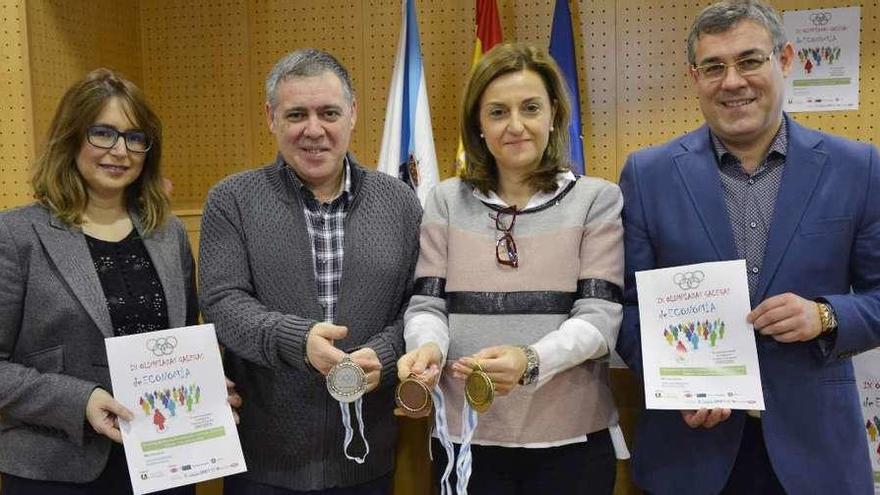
[
  {"left": 306, "top": 322, "right": 349, "bottom": 374},
  {"left": 452, "top": 345, "right": 532, "bottom": 397},
  {"left": 395, "top": 343, "right": 444, "bottom": 418},
  {"left": 348, "top": 348, "right": 382, "bottom": 393},
  {"left": 395, "top": 365, "right": 439, "bottom": 418},
  {"left": 465, "top": 361, "right": 494, "bottom": 413}
]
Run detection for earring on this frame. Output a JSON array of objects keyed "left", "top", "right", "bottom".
[
  {"left": 480, "top": 133, "right": 484, "bottom": 138},
  {"left": 549, "top": 126, "right": 555, "bottom": 131}
]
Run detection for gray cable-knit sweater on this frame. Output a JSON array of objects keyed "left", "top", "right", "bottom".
[{"left": 199, "top": 154, "right": 421, "bottom": 490}]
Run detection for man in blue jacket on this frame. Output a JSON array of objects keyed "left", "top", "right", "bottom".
[{"left": 616, "top": 1, "right": 880, "bottom": 493}]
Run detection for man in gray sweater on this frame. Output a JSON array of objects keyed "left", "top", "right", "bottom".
[{"left": 199, "top": 48, "right": 421, "bottom": 494}]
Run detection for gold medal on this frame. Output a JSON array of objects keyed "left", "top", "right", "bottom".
[
  {"left": 395, "top": 373, "right": 432, "bottom": 417},
  {"left": 465, "top": 361, "right": 494, "bottom": 413}
]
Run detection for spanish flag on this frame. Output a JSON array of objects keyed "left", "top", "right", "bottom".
[{"left": 456, "top": 0, "right": 502, "bottom": 173}]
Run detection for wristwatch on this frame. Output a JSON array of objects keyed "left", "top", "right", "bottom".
[
  {"left": 517, "top": 345, "right": 540, "bottom": 386},
  {"left": 816, "top": 301, "right": 838, "bottom": 335}
]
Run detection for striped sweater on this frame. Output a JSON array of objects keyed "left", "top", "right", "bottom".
[{"left": 405, "top": 175, "right": 624, "bottom": 446}]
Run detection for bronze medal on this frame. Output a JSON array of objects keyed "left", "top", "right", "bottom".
[
  {"left": 395, "top": 374, "right": 432, "bottom": 417},
  {"left": 465, "top": 361, "right": 494, "bottom": 413}
]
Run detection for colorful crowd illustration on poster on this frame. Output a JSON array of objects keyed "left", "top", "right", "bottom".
[
  {"left": 662, "top": 319, "right": 727, "bottom": 362},
  {"left": 137, "top": 384, "right": 203, "bottom": 432}
]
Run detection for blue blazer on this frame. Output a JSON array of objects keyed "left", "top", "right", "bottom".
[{"left": 616, "top": 116, "right": 880, "bottom": 495}]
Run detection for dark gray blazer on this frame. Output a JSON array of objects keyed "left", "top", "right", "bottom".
[{"left": 0, "top": 203, "right": 197, "bottom": 483}]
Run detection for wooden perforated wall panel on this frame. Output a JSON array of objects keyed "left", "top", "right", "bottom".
[
  {"left": 26, "top": 0, "right": 143, "bottom": 152},
  {"left": 139, "top": 1, "right": 252, "bottom": 209},
  {"left": 616, "top": 2, "right": 705, "bottom": 160},
  {"left": 5, "top": 0, "right": 880, "bottom": 208},
  {"left": 0, "top": 0, "right": 33, "bottom": 210}
]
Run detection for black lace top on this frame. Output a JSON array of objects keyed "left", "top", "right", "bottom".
[{"left": 85, "top": 229, "right": 169, "bottom": 336}]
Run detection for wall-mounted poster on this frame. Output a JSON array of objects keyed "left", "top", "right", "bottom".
[{"left": 783, "top": 6, "right": 860, "bottom": 112}]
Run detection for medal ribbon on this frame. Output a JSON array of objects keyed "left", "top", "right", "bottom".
[
  {"left": 431, "top": 386, "right": 478, "bottom": 495},
  {"left": 432, "top": 387, "right": 456, "bottom": 495},
  {"left": 455, "top": 401, "right": 478, "bottom": 495},
  {"left": 339, "top": 398, "right": 370, "bottom": 464}
]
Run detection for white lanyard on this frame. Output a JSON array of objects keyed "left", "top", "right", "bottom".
[
  {"left": 432, "top": 387, "right": 478, "bottom": 495},
  {"left": 327, "top": 355, "right": 369, "bottom": 464},
  {"left": 339, "top": 398, "right": 370, "bottom": 464}
]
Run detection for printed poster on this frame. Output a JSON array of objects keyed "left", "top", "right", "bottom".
[
  {"left": 636, "top": 260, "right": 765, "bottom": 410},
  {"left": 783, "top": 7, "right": 860, "bottom": 112},
  {"left": 854, "top": 348, "right": 880, "bottom": 492},
  {"left": 106, "top": 324, "right": 246, "bottom": 494}
]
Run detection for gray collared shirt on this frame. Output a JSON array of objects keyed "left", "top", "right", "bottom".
[{"left": 711, "top": 119, "right": 788, "bottom": 301}]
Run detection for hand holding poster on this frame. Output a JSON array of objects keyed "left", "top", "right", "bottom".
[
  {"left": 636, "top": 260, "right": 765, "bottom": 410},
  {"left": 105, "top": 324, "right": 246, "bottom": 494}
]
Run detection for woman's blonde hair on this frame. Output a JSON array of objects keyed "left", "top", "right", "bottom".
[
  {"left": 460, "top": 42, "right": 572, "bottom": 194},
  {"left": 31, "top": 68, "right": 168, "bottom": 232}
]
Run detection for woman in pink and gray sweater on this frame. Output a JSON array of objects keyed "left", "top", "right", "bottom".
[{"left": 397, "top": 42, "right": 625, "bottom": 495}]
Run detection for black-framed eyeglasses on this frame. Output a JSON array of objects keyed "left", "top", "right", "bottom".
[
  {"left": 87, "top": 125, "right": 152, "bottom": 153},
  {"left": 692, "top": 50, "right": 775, "bottom": 82},
  {"left": 490, "top": 206, "right": 518, "bottom": 268}
]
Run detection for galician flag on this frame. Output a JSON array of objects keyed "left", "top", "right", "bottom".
[{"left": 378, "top": 0, "right": 439, "bottom": 206}]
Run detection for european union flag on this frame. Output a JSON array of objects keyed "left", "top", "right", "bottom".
[{"left": 549, "top": 0, "right": 585, "bottom": 175}]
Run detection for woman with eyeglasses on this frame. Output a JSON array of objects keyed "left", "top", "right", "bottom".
[
  {"left": 396, "top": 43, "right": 624, "bottom": 494},
  {"left": 0, "top": 69, "right": 209, "bottom": 495}
]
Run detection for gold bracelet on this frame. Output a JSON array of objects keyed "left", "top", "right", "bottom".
[{"left": 816, "top": 302, "right": 836, "bottom": 335}]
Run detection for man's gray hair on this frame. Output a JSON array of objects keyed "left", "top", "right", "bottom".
[
  {"left": 687, "top": 0, "right": 787, "bottom": 66},
  {"left": 265, "top": 48, "right": 355, "bottom": 112}
]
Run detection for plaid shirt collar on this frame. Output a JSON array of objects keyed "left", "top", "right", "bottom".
[
  {"left": 285, "top": 155, "right": 353, "bottom": 207},
  {"left": 710, "top": 117, "right": 788, "bottom": 172}
]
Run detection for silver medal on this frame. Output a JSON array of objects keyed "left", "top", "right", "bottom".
[{"left": 326, "top": 355, "right": 367, "bottom": 403}]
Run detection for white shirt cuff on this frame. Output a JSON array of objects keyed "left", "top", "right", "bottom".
[
  {"left": 532, "top": 317, "right": 608, "bottom": 387},
  {"left": 403, "top": 312, "right": 449, "bottom": 360}
]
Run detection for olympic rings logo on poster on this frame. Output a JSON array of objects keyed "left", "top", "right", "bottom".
[
  {"left": 673, "top": 270, "right": 705, "bottom": 290},
  {"left": 810, "top": 12, "right": 831, "bottom": 26},
  {"left": 146, "top": 336, "right": 178, "bottom": 356}
]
